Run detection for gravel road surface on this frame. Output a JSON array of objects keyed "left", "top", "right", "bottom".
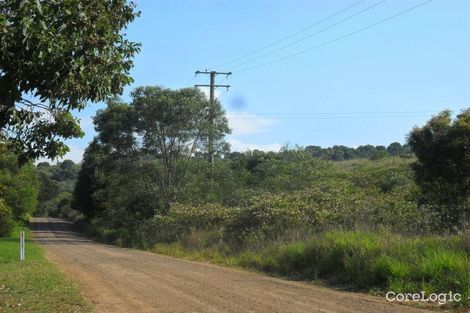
[{"left": 31, "top": 217, "right": 432, "bottom": 313}]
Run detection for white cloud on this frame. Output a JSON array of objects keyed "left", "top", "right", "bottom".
[
  {"left": 228, "top": 139, "right": 282, "bottom": 152},
  {"left": 227, "top": 112, "right": 280, "bottom": 136}
]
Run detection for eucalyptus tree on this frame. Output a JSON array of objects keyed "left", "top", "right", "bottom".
[
  {"left": 74, "top": 86, "right": 231, "bottom": 219},
  {"left": 131, "top": 86, "right": 230, "bottom": 195}
]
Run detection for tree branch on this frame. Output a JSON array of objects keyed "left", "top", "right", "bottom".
[{"left": 18, "top": 99, "right": 52, "bottom": 112}]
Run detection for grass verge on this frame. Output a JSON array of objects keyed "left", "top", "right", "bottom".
[
  {"left": 0, "top": 226, "right": 91, "bottom": 313},
  {"left": 152, "top": 230, "right": 470, "bottom": 309}
]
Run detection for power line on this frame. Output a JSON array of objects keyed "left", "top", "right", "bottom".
[
  {"left": 227, "top": 114, "right": 434, "bottom": 120},
  {"left": 185, "top": 74, "right": 197, "bottom": 87},
  {"left": 228, "top": 110, "right": 441, "bottom": 116},
  {"left": 227, "top": 0, "right": 387, "bottom": 71},
  {"left": 211, "top": 0, "right": 367, "bottom": 69},
  {"left": 226, "top": 109, "right": 448, "bottom": 120},
  {"left": 235, "top": 0, "right": 434, "bottom": 73}
]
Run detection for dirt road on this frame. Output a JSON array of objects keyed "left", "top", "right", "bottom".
[{"left": 31, "top": 217, "right": 431, "bottom": 313}]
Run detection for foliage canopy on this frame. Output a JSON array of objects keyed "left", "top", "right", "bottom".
[
  {"left": 0, "top": 0, "right": 140, "bottom": 162},
  {"left": 408, "top": 109, "right": 470, "bottom": 225}
]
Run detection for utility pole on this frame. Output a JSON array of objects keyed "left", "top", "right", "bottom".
[{"left": 194, "top": 70, "right": 231, "bottom": 178}]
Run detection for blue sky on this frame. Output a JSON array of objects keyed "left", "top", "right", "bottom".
[{"left": 62, "top": 0, "right": 470, "bottom": 162}]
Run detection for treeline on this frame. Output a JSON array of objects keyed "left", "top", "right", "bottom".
[
  {"left": 36, "top": 160, "right": 80, "bottom": 219},
  {"left": 223, "top": 142, "right": 411, "bottom": 167},
  {"left": 70, "top": 86, "right": 469, "bottom": 247},
  {"left": 0, "top": 143, "right": 81, "bottom": 236},
  {"left": 304, "top": 142, "right": 411, "bottom": 161},
  {"left": 0, "top": 145, "right": 38, "bottom": 236}
]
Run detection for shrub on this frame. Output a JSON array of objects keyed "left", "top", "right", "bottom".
[
  {"left": 138, "top": 203, "right": 234, "bottom": 245},
  {"left": 0, "top": 199, "right": 14, "bottom": 237},
  {"left": 408, "top": 109, "right": 470, "bottom": 228},
  {"left": 140, "top": 180, "right": 436, "bottom": 248},
  {"left": 224, "top": 192, "right": 320, "bottom": 247}
]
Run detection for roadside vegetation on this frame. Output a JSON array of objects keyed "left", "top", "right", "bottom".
[
  {"left": 36, "top": 160, "right": 81, "bottom": 219},
  {"left": 68, "top": 96, "right": 469, "bottom": 308},
  {"left": 1, "top": 84, "right": 467, "bottom": 308},
  {"left": 0, "top": 146, "right": 38, "bottom": 236},
  {"left": 153, "top": 230, "right": 470, "bottom": 306},
  {"left": 0, "top": 1, "right": 468, "bottom": 309},
  {"left": 1, "top": 1, "right": 140, "bottom": 311},
  {"left": 0, "top": 226, "right": 90, "bottom": 313}
]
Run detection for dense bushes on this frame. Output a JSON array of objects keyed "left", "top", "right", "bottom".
[
  {"left": 224, "top": 194, "right": 318, "bottom": 247},
  {"left": 0, "top": 149, "right": 38, "bottom": 221},
  {"left": 0, "top": 145, "right": 38, "bottom": 236},
  {"left": 134, "top": 176, "right": 438, "bottom": 249},
  {"left": 36, "top": 160, "right": 81, "bottom": 219},
  {"left": 139, "top": 203, "right": 232, "bottom": 245},
  {"left": 408, "top": 109, "right": 470, "bottom": 227},
  {"left": 72, "top": 137, "right": 457, "bottom": 251},
  {"left": 74, "top": 107, "right": 469, "bottom": 240},
  {"left": 77, "top": 154, "right": 447, "bottom": 248},
  {"left": 0, "top": 199, "right": 14, "bottom": 237}
]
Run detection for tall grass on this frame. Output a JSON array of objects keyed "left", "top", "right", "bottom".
[{"left": 153, "top": 229, "right": 470, "bottom": 307}]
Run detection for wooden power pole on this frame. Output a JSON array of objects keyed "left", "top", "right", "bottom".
[{"left": 194, "top": 70, "right": 231, "bottom": 175}]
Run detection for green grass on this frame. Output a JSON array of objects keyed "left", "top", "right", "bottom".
[
  {"left": 152, "top": 229, "right": 470, "bottom": 308},
  {"left": 0, "top": 226, "right": 91, "bottom": 313}
]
